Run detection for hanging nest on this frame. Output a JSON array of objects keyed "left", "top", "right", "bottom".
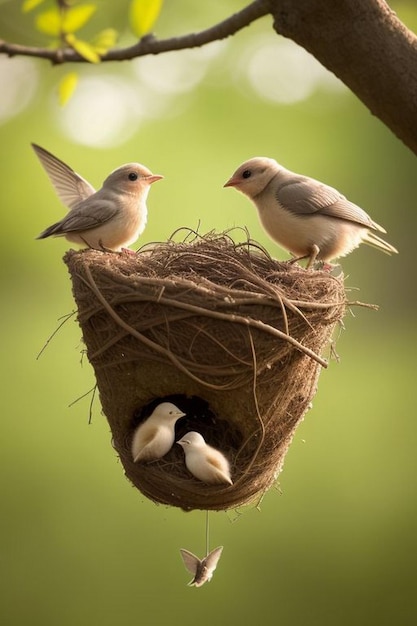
[{"left": 64, "top": 230, "right": 347, "bottom": 511}]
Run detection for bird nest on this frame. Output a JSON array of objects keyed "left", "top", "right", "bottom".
[{"left": 64, "top": 229, "right": 347, "bottom": 511}]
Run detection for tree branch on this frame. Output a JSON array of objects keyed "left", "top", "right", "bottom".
[
  {"left": 270, "top": 0, "right": 417, "bottom": 155},
  {"left": 0, "top": 0, "right": 272, "bottom": 64}
]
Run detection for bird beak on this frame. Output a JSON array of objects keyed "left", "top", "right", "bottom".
[
  {"left": 147, "top": 174, "right": 164, "bottom": 184},
  {"left": 223, "top": 177, "right": 237, "bottom": 188}
]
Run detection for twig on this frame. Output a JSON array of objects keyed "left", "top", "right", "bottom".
[
  {"left": 0, "top": 0, "right": 272, "bottom": 64},
  {"left": 68, "top": 384, "right": 97, "bottom": 424},
  {"left": 36, "top": 310, "right": 76, "bottom": 360},
  {"left": 232, "top": 328, "right": 266, "bottom": 484}
]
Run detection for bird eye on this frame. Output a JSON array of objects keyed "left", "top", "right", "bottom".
[
  {"left": 128, "top": 172, "right": 138, "bottom": 181},
  {"left": 242, "top": 170, "right": 251, "bottom": 179}
]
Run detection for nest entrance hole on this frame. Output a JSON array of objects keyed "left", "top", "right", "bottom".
[
  {"left": 116, "top": 393, "right": 259, "bottom": 511},
  {"left": 129, "top": 393, "right": 244, "bottom": 460}
]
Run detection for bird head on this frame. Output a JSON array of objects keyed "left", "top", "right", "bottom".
[
  {"left": 152, "top": 402, "right": 186, "bottom": 423},
  {"left": 177, "top": 431, "right": 205, "bottom": 449},
  {"left": 103, "top": 163, "right": 163, "bottom": 195},
  {"left": 224, "top": 157, "right": 279, "bottom": 198}
]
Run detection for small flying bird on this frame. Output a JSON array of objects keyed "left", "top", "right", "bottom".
[
  {"left": 180, "top": 546, "right": 224, "bottom": 588},
  {"left": 32, "top": 143, "right": 163, "bottom": 251},
  {"left": 177, "top": 431, "right": 233, "bottom": 485},
  {"left": 224, "top": 157, "right": 398, "bottom": 267},
  {"left": 131, "top": 402, "right": 186, "bottom": 463}
]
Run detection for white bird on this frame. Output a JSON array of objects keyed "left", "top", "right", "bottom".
[
  {"left": 224, "top": 157, "right": 398, "bottom": 266},
  {"left": 32, "top": 143, "right": 163, "bottom": 251},
  {"left": 180, "top": 546, "right": 224, "bottom": 588},
  {"left": 177, "top": 431, "right": 233, "bottom": 485},
  {"left": 131, "top": 402, "right": 186, "bottom": 463}
]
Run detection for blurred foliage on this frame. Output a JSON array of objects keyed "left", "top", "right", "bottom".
[
  {"left": 19, "top": 0, "right": 163, "bottom": 100},
  {"left": 0, "top": 1, "right": 416, "bottom": 625},
  {"left": 129, "top": 0, "right": 163, "bottom": 37}
]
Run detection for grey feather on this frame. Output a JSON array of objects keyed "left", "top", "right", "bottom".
[
  {"left": 32, "top": 143, "right": 96, "bottom": 210},
  {"left": 275, "top": 173, "right": 385, "bottom": 232},
  {"left": 363, "top": 231, "right": 398, "bottom": 254},
  {"left": 36, "top": 198, "right": 119, "bottom": 238}
]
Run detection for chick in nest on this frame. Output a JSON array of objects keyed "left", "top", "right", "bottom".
[
  {"left": 177, "top": 431, "right": 233, "bottom": 485},
  {"left": 132, "top": 402, "right": 186, "bottom": 462}
]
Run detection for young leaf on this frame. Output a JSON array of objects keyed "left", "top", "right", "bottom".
[
  {"left": 62, "top": 4, "right": 97, "bottom": 34},
  {"left": 58, "top": 72, "right": 78, "bottom": 106},
  {"left": 66, "top": 34, "right": 101, "bottom": 63},
  {"left": 129, "top": 0, "right": 163, "bottom": 37},
  {"left": 91, "top": 28, "right": 118, "bottom": 55},
  {"left": 35, "top": 8, "right": 62, "bottom": 37},
  {"left": 22, "top": 0, "right": 46, "bottom": 13}
]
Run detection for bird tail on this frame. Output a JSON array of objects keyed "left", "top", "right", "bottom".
[
  {"left": 36, "top": 222, "right": 63, "bottom": 239},
  {"left": 35, "top": 221, "right": 68, "bottom": 239},
  {"left": 363, "top": 231, "right": 398, "bottom": 255}
]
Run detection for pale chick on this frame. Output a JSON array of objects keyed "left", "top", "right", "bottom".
[
  {"left": 224, "top": 157, "right": 398, "bottom": 267},
  {"left": 180, "top": 546, "right": 223, "bottom": 588},
  {"left": 177, "top": 431, "right": 233, "bottom": 485},
  {"left": 131, "top": 402, "right": 186, "bottom": 463},
  {"left": 33, "top": 143, "right": 163, "bottom": 251}
]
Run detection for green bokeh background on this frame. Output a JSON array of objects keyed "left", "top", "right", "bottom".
[{"left": 1, "top": 2, "right": 416, "bottom": 625}]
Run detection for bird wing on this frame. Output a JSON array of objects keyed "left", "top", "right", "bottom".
[
  {"left": 206, "top": 450, "right": 227, "bottom": 472},
  {"left": 32, "top": 143, "right": 96, "bottom": 210},
  {"left": 275, "top": 174, "right": 385, "bottom": 232},
  {"left": 136, "top": 426, "right": 160, "bottom": 448},
  {"left": 38, "top": 200, "right": 119, "bottom": 237}
]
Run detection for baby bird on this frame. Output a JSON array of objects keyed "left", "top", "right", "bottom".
[
  {"left": 177, "top": 431, "right": 233, "bottom": 485},
  {"left": 179, "top": 546, "right": 224, "bottom": 588},
  {"left": 33, "top": 143, "right": 163, "bottom": 251},
  {"left": 131, "top": 402, "right": 186, "bottom": 463},
  {"left": 224, "top": 157, "right": 398, "bottom": 266}
]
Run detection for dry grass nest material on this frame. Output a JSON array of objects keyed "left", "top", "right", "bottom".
[{"left": 64, "top": 229, "right": 349, "bottom": 511}]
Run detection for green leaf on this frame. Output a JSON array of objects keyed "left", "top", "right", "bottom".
[
  {"left": 35, "top": 8, "right": 62, "bottom": 37},
  {"left": 22, "top": 0, "right": 46, "bottom": 13},
  {"left": 62, "top": 4, "right": 97, "bottom": 34},
  {"left": 58, "top": 72, "right": 78, "bottom": 106},
  {"left": 91, "top": 28, "right": 118, "bottom": 55},
  {"left": 66, "top": 34, "right": 101, "bottom": 63},
  {"left": 129, "top": 0, "right": 163, "bottom": 37}
]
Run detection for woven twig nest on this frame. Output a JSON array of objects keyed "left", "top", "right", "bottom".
[{"left": 64, "top": 230, "right": 346, "bottom": 511}]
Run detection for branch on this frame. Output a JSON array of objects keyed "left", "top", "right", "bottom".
[
  {"left": 270, "top": 0, "right": 417, "bottom": 155},
  {"left": 0, "top": 0, "right": 272, "bottom": 64}
]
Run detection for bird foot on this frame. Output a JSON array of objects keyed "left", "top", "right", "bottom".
[{"left": 288, "top": 245, "right": 320, "bottom": 269}]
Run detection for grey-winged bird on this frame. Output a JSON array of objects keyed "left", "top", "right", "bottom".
[
  {"left": 180, "top": 546, "right": 224, "bottom": 588},
  {"left": 32, "top": 143, "right": 163, "bottom": 251},
  {"left": 224, "top": 157, "right": 398, "bottom": 267},
  {"left": 177, "top": 431, "right": 233, "bottom": 485},
  {"left": 131, "top": 402, "right": 186, "bottom": 463}
]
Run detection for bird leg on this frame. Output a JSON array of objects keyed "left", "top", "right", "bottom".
[
  {"left": 288, "top": 244, "right": 320, "bottom": 268},
  {"left": 306, "top": 244, "right": 320, "bottom": 269},
  {"left": 288, "top": 253, "right": 308, "bottom": 265},
  {"left": 98, "top": 239, "right": 116, "bottom": 253}
]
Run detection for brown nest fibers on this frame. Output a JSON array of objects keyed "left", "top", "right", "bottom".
[{"left": 64, "top": 229, "right": 347, "bottom": 511}]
